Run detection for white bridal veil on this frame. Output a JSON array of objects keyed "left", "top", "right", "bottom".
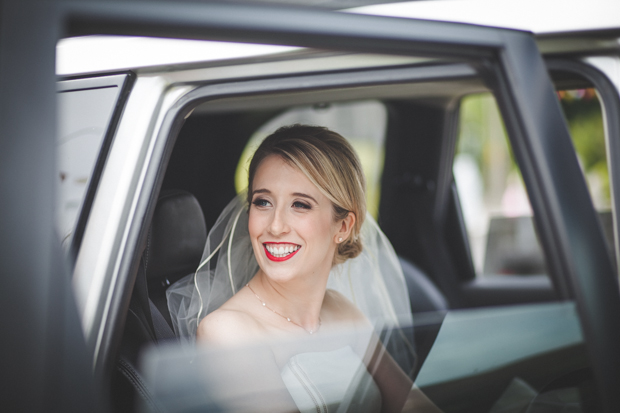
[{"left": 166, "top": 193, "right": 417, "bottom": 372}]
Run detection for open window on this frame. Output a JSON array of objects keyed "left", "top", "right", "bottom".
[{"left": 118, "top": 48, "right": 603, "bottom": 410}]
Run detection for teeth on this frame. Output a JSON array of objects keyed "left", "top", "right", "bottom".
[{"left": 265, "top": 244, "right": 299, "bottom": 258}]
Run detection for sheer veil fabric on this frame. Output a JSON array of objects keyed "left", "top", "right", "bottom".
[{"left": 166, "top": 193, "right": 416, "bottom": 371}]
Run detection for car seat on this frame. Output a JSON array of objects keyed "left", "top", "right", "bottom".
[
  {"left": 398, "top": 257, "right": 449, "bottom": 378},
  {"left": 112, "top": 189, "right": 207, "bottom": 413},
  {"left": 399, "top": 257, "right": 449, "bottom": 313}
]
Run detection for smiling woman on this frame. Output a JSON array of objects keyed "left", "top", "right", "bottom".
[
  {"left": 166, "top": 124, "right": 439, "bottom": 412},
  {"left": 219, "top": 126, "right": 360, "bottom": 337}
]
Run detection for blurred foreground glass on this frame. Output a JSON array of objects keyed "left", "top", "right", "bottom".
[{"left": 139, "top": 302, "right": 588, "bottom": 413}]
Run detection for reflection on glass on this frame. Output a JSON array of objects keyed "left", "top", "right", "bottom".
[
  {"left": 140, "top": 302, "right": 589, "bottom": 413},
  {"left": 141, "top": 322, "right": 422, "bottom": 413},
  {"left": 56, "top": 86, "right": 119, "bottom": 248}
]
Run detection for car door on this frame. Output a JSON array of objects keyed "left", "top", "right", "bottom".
[{"left": 2, "top": 1, "right": 619, "bottom": 412}]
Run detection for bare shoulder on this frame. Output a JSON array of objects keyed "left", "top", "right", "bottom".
[
  {"left": 197, "top": 307, "right": 263, "bottom": 346},
  {"left": 323, "top": 289, "right": 369, "bottom": 324}
]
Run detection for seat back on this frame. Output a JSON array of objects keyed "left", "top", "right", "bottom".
[
  {"left": 399, "top": 257, "right": 449, "bottom": 313},
  {"left": 144, "top": 189, "right": 207, "bottom": 328},
  {"left": 112, "top": 189, "right": 206, "bottom": 413},
  {"left": 398, "top": 257, "right": 449, "bottom": 379}
]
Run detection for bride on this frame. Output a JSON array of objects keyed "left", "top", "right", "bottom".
[{"left": 167, "top": 124, "right": 441, "bottom": 413}]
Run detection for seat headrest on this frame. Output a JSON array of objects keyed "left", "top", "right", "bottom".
[{"left": 144, "top": 189, "right": 206, "bottom": 284}]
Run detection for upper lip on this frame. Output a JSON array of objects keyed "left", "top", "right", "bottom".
[{"left": 263, "top": 242, "right": 299, "bottom": 245}]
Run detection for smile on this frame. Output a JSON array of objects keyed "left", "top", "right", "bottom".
[{"left": 263, "top": 243, "right": 301, "bottom": 262}]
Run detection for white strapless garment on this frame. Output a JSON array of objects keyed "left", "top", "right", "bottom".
[{"left": 280, "top": 346, "right": 382, "bottom": 413}]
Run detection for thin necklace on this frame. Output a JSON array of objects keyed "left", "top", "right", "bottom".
[{"left": 246, "top": 283, "right": 321, "bottom": 335}]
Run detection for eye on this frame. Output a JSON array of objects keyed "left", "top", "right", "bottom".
[
  {"left": 252, "top": 198, "right": 271, "bottom": 208},
  {"left": 293, "top": 201, "right": 311, "bottom": 210}
]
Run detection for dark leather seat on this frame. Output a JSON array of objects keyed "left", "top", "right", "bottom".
[
  {"left": 399, "top": 257, "right": 449, "bottom": 313},
  {"left": 144, "top": 189, "right": 207, "bottom": 329},
  {"left": 112, "top": 189, "right": 207, "bottom": 413},
  {"left": 398, "top": 257, "right": 449, "bottom": 378}
]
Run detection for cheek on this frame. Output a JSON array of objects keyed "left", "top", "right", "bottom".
[
  {"left": 301, "top": 217, "right": 337, "bottom": 248},
  {"left": 248, "top": 211, "right": 265, "bottom": 241}
]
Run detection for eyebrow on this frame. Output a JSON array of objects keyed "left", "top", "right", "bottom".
[
  {"left": 292, "top": 192, "right": 318, "bottom": 204},
  {"left": 252, "top": 189, "right": 318, "bottom": 204},
  {"left": 252, "top": 189, "right": 271, "bottom": 196}
]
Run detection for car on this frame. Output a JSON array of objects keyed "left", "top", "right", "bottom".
[{"left": 3, "top": 0, "right": 620, "bottom": 411}]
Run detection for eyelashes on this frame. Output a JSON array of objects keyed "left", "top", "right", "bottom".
[
  {"left": 252, "top": 198, "right": 271, "bottom": 208},
  {"left": 292, "top": 201, "right": 311, "bottom": 210},
  {"left": 251, "top": 198, "right": 311, "bottom": 210}
]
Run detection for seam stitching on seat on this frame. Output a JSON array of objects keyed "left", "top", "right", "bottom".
[
  {"left": 145, "top": 230, "right": 152, "bottom": 273},
  {"left": 117, "top": 359, "right": 159, "bottom": 411}
]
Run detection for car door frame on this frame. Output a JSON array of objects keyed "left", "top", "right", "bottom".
[
  {"left": 2, "top": 0, "right": 619, "bottom": 411},
  {"left": 547, "top": 57, "right": 620, "bottom": 265}
]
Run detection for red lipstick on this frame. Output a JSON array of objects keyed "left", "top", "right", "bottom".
[{"left": 264, "top": 243, "right": 300, "bottom": 262}]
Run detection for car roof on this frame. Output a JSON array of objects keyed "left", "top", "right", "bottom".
[
  {"left": 57, "top": 0, "right": 620, "bottom": 76},
  {"left": 350, "top": 0, "right": 620, "bottom": 35}
]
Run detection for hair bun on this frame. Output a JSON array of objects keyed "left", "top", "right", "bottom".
[{"left": 335, "top": 237, "right": 363, "bottom": 264}]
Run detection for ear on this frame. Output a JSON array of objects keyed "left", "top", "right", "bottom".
[{"left": 335, "top": 212, "right": 356, "bottom": 243}]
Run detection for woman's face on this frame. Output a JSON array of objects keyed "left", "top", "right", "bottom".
[{"left": 248, "top": 155, "right": 341, "bottom": 285}]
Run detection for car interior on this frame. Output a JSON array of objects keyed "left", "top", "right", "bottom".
[{"left": 106, "top": 57, "right": 608, "bottom": 412}]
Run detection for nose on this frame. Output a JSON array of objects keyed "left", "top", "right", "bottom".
[{"left": 268, "top": 206, "right": 290, "bottom": 236}]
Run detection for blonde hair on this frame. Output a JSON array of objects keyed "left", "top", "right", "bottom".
[{"left": 248, "top": 124, "right": 366, "bottom": 264}]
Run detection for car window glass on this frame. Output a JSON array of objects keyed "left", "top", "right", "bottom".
[
  {"left": 139, "top": 301, "right": 591, "bottom": 413},
  {"left": 415, "top": 301, "right": 590, "bottom": 412},
  {"left": 56, "top": 85, "right": 120, "bottom": 249},
  {"left": 455, "top": 90, "right": 611, "bottom": 277},
  {"left": 234, "top": 101, "right": 387, "bottom": 218},
  {"left": 557, "top": 87, "right": 614, "bottom": 252},
  {"left": 455, "top": 93, "right": 544, "bottom": 277},
  {"left": 558, "top": 88, "right": 608, "bottom": 207}
]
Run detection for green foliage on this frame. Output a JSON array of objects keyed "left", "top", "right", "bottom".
[
  {"left": 559, "top": 94, "right": 609, "bottom": 202},
  {"left": 457, "top": 91, "right": 609, "bottom": 208}
]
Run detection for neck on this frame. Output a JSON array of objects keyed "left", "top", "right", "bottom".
[{"left": 252, "top": 270, "right": 327, "bottom": 333}]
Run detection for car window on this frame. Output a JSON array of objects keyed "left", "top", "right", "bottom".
[
  {"left": 455, "top": 93, "right": 543, "bottom": 277},
  {"left": 414, "top": 301, "right": 589, "bottom": 412},
  {"left": 455, "top": 88, "right": 610, "bottom": 277},
  {"left": 234, "top": 101, "right": 387, "bottom": 218},
  {"left": 557, "top": 87, "right": 614, "bottom": 251},
  {"left": 56, "top": 75, "right": 128, "bottom": 252}
]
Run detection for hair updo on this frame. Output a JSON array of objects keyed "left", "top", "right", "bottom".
[{"left": 247, "top": 124, "right": 366, "bottom": 265}]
